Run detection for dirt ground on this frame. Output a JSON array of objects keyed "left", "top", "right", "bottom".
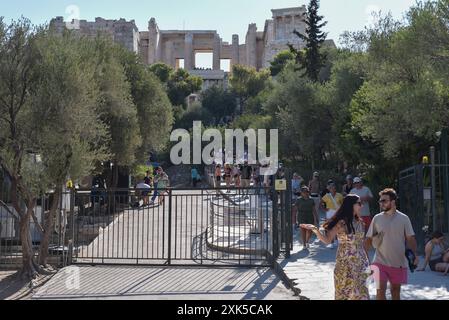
[{"left": 0, "top": 270, "right": 54, "bottom": 300}]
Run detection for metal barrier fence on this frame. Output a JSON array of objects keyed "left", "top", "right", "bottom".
[
  {"left": 71, "top": 187, "right": 273, "bottom": 267},
  {"left": 0, "top": 191, "right": 72, "bottom": 269}
]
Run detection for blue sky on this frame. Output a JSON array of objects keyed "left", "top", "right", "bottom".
[{"left": 2, "top": 0, "right": 422, "bottom": 46}]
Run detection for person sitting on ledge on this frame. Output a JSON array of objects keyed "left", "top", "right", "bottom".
[{"left": 417, "top": 231, "right": 449, "bottom": 275}]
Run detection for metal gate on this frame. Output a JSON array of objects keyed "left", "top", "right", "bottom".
[
  {"left": 69, "top": 187, "right": 278, "bottom": 267},
  {"left": 399, "top": 164, "right": 449, "bottom": 252}
]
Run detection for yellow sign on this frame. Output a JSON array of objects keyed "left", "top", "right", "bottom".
[{"left": 275, "top": 179, "right": 287, "bottom": 191}]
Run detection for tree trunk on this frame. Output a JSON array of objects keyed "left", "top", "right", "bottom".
[
  {"left": 19, "top": 204, "right": 39, "bottom": 280},
  {"left": 38, "top": 187, "right": 61, "bottom": 266}
]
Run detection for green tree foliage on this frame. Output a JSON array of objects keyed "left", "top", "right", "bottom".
[
  {"left": 289, "top": 0, "right": 328, "bottom": 82},
  {"left": 148, "top": 63, "right": 203, "bottom": 108},
  {"left": 201, "top": 86, "right": 237, "bottom": 124},
  {"left": 148, "top": 62, "right": 173, "bottom": 83},
  {"left": 270, "top": 50, "right": 295, "bottom": 76},
  {"left": 117, "top": 49, "right": 174, "bottom": 162},
  {"left": 229, "top": 64, "right": 270, "bottom": 110},
  {"left": 174, "top": 102, "right": 212, "bottom": 130}
]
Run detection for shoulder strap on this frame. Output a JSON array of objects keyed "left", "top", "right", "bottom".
[{"left": 328, "top": 193, "right": 339, "bottom": 208}]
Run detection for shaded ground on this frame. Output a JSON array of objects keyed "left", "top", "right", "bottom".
[
  {"left": 279, "top": 229, "right": 449, "bottom": 300},
  {"left": 0, "top": 271, "right": 54, "bottom": 300},
  {"left": 32, "top": 266, "right": 298, "bottom": 300}
]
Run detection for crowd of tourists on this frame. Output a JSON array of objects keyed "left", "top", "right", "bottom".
[{"left": 292, "top": 172, "right": 448, "bottom": 300}]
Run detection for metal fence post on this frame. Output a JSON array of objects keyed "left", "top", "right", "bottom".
[
  {"left": 431, "top": 147, "right": 437, "bottom": 232},
  {"left": 167, "top": 189, "right": 172, "bottom": 265},
  {"left": 272, "top": 186, "right": 279, "bottom": 260},
  {"left": 68, "top": 188, "right": 75, "bottom": 266}
]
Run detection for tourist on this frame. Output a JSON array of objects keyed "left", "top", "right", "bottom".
[
  {"left": 150, "top": 166, "right": 166, "bottom": 205},
  {"left": 214, "top": 164, "right": 222, "bottom": 188},
  {"left": 365, "top": 188, "right": 419, "bottom": 300},
  {"left": 155, "top": 167, "right": 170, "bottom": 205},
  {"left": 342, "top": 175, "right": 353, "bottom": 196},
  {"left": 417, "top": 231, "right": 449, "bottom": 275},
  {"left": 292, "top": 173, "right": 303, "bottom": 201},
  {"left": 302, "top": 195, "right": 370, "bottom": 300},
  {"left": 241, "top": 161, "right": 253, "bottom": 195},
  {"left": 320, "top": 182, "right": 344, "bottom": 249},
  {"left": 224, "top": 163, "right": 232, "bottom": 193},
  {"left": 308, "top": 172, "right": 321, "bottom": 217},
  {"left": 191, "top": 167, "right": 200, "bottom": 188},
  {"left": 136, "top": 179, "right": 152, "bottom": 207},
  {"left": 350, "top": 177, "right": 374, "bottom": 232},
  {"left": 232, "top": 164, "right": 241, "bottom": 188},
  {"left": 296, "top": 186, "right": 318, "bottom": 250}
]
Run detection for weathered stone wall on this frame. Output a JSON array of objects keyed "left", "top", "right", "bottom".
[{"left": 50, "top": 6, "right": 332, "bottom": 89}]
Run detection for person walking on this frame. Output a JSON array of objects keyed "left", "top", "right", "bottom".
[
  {"left": 320, "top": 182, "right": 344, "bottom": 249},
  {"left": 302, "top": 195, "right": 370, "bottom": 300},
  {"left": 342, "top": 175, "right": 354, "bottom": 196},
  {"left": 224, "top": 163, "right": 232, "bottom": 193},
  {"left": 350, "top": 177, "right": 374, "bottom": 232},
  {"left": 232, "top": 164, "right": 241, "bottom": 188},
  {"left": 295, "top": 187, "right": 318, "bottom": 250},
  {"left": 308, "top": 172, "right": 322, "bottom": 217},
  {"left": 365, "top": 188, "right": 419, "bottom": 300},
  {"left": 156, "top": 167, "right": 170, "bottom": 206},
  {"left": 292, "top": 173, "right": 303, "bottom": 201},
  {"left": 191, "top": 167, "right": 200, "bottom": 187}
]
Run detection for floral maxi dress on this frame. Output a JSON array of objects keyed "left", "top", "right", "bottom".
[{"left": 334, "top": 220, "right": 370, "bottom": 300}]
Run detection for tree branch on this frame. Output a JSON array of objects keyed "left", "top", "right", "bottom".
[
  {"left": 31, "top": 209, "right": 44, "bottom": 235},
  {"left": 0, "top": 200, "right": 19, "bottom": 221}
]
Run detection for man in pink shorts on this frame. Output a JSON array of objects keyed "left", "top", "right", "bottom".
[{"left": 365, "top": 188, "right": 419, "bottom": 300}]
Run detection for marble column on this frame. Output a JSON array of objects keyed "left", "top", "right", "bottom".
[
  {"left": 213, "top": 33, "right": 221, "bottom": 70},
  {"left": 184, "top": 33, "right": 194, "bottom": 70},
  {"left": 231, "top": 34, "right": 240, "bottom": 68}
]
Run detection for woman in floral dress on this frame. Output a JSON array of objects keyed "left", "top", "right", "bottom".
[{"left": 301, "top": 194, "right": 370, "bottom": 300}]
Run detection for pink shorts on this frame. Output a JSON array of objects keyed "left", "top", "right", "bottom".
[{"left": 371, "top": 263, "right": 408, "bottom": 286}]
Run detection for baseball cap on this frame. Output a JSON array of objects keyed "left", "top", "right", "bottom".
[
  {"left": 346, "top": 175, "right": 353, "bottom": 180},
  {"left": 313, "top": 172, "right": 319, "bottom": 177},
  {"left": 301, "top": 186, "right": 310, "bottom": 193},
  {"left": 353, "top": 177, "right": 362, "bottom": 183}
]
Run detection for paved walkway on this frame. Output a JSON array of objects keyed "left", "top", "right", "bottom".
[
  {"left": 31, "top": 266, "right": 297, "bottom": 300},
  {"left": 279, "top": 230, "right": 449, "bottom": 300}
]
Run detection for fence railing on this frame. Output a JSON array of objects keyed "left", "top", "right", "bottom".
[
  {"left": 0, "top": 191, "right": 72, "bottom": 269},
  {"left": 70, "top": 187, "right": 273, "bottom": 267}
]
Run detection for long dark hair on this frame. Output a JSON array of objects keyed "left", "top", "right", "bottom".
[{"left": 324, "top": 194, "right": 362, "bottom": 234}]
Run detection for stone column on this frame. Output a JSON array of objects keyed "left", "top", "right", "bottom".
[
  {"left": 148, "top": 18, "right": 158, "bottom": 64},
  {"left": 165, "top": 41, "right": 175, "bottom": 68},
  {"left": 213, "top": 33, "right": 221, "bottom": 70},
  {"left": 156, "top": 35, "right": 163, "bottom": 63},
  {"left": 184, "top": 33, "right": 194, "bottom": 70},
  {"left": 231, "top": 34, "right": 240, "bottom": 68},
  {"left": 246, "top": 23, "right": 257, "bottom": 68}
]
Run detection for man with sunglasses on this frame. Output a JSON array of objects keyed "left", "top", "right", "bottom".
[{"left": 365, "top": 188, "right": 419, "bottom": 300}]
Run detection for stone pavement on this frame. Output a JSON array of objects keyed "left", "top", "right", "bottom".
[
  {"left": 278, "top": 230, "right": 449, "bottom": 300},
  {"left": 31, "top": 266, "right": 298, "bottom": 300}
]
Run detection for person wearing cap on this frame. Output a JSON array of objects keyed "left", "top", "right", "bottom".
[
  {"left": 295, "top": 186, "right": 318, "bottom": 250},
  {"left": 350, "top": 177, "right": 374, "bottom": 231},
  {"left": 342, "top": 175, "right": 354, "bottom": 196}
]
